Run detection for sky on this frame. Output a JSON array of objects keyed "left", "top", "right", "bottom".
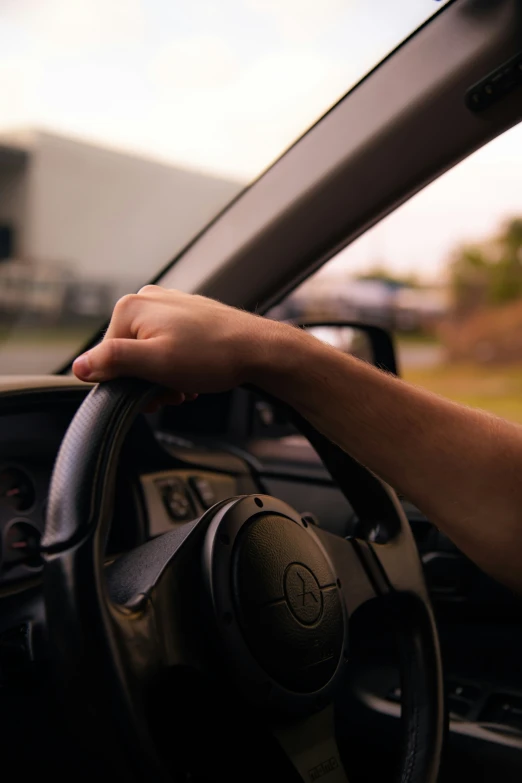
[
  {"left": 327, "top": 121, "right": 522, "bottom": 283},
  {"left": 2, "top": 0, "right": 522, "bottom": 281}
]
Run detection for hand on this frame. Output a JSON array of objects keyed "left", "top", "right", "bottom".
[{"left": 72, "top": 287, "right": 285, "bottom": 397}]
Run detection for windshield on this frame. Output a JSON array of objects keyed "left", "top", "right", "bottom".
[{"left": 0, "top": 0, "right": 447, "bottom": 374}]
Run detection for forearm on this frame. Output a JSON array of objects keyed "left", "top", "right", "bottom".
[
  {"left": 74, "top": 288, "right": 522, "bottom": 591},
  {"left": 253, "top": 324, "right": 522, "bottom": 592}
]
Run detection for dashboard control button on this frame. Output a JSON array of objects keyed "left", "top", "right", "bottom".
[
  {"left": 156, "top": 478, "right": 193, "bottom": 521},
  {"left": 189, "top": 476, "right": 216, "bottom": 509},
  {"left": 447, "top": 681, "right": 481, "bottom": 702}
]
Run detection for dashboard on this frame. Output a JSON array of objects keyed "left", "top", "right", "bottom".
[
  {"left": 0, "top": 384, "right": 259, "bottom": 588},
  {"left": 0, "top": 401, "right": 80, "bottom": 585},
  {"left": 0, "top": 464, "right": 47, "bottom": 580},
  {"left": 0, "top": 378, "right": 522, "bottom": 782}
]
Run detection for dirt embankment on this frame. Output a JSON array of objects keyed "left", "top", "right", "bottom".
[{"left": 439, "top": 300, "right": 522, "bottom": 363}]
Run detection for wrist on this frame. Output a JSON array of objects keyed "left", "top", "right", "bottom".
[{"left": 242, "top": 320, "right": 319, "bottom": 399}]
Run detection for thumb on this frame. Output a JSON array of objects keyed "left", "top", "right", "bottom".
[{"left": 73, "top": 337, "right": 166, "bottom": 384}]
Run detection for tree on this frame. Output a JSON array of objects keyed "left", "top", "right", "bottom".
[{"left": 449, "top": 218, "right": 522, "bottom": 314}]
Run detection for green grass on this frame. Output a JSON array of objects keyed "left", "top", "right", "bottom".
[{"left": 403, "top": 363, "right": 522, "bottom": 424}]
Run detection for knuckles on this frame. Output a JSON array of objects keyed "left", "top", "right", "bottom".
[
  {"left": 137, "top": 284, "right": 161, "bottom": 296},
  {"left": 113, "top": 285, "right": 162, "bottom": 314},
  {"left": 113, "top": 293, "right": 139, "bottom": 315}
]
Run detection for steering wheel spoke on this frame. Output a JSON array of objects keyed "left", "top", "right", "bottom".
[
  {"left": 105, "top": 517, "right": 208, "bottom": 688},
  {"left": 361, "top": 485, "right": 430, "bottom": 600},
  {"left": 273, "top": 706, "right": 350, "bottom": 783},
  {"left": 311, "top": 527, "right": 380, "bottom": 616}
]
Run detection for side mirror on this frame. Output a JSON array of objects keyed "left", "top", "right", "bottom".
[{"left": 297, "top": 321, "right": 399, "bottom": 376}]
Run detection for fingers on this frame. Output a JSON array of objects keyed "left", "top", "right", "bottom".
[
  {"left": 103, "top": 287, "right": 175, "bottom": 341},
  {"left": 136, "top": 284, "right": 168, "bottom": 297},
  {"left": 103, "top": 293, "right": 142, "bottom": 341},
  {"left": 73, "top": 336, "right": 169, "bottom": 383},
  {"left": 73, "top": 337, "right": 199, "bottom": 405},
  {"left": 73, "top": 287, "right": 202, "bottom": 405}
]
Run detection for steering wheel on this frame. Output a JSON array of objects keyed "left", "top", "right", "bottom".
[{"left": 42, "top": 379, "right": 444, "bottom": 783}]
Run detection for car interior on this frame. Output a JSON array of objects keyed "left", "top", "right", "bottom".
[{"left": 2, "top": 1, "right": 522, "bottom": 781}]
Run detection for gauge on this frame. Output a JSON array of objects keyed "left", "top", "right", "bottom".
[
  {"left": 3, "top": 520, "right": 42, "bottom": 569},
  {"left": 0, "top": 467, "right": 36, "bottom": 512}
]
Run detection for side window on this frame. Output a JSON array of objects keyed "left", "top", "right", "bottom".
[{"left": 270, "top": 122, "right": 522, "bottom": 425}]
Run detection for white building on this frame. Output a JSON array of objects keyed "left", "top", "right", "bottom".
[{"left": 0, "top": 129, "right": 241, "bottom": 318}]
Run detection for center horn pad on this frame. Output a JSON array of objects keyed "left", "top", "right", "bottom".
[
  {"left": 233, "top": 514, "right": 343, "bottom": 692},
  {"left": 203, "top": 495, "right": 348, "bottom": 711}
]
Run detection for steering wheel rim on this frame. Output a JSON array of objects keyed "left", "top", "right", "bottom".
[{"left": 42, "top": 378, "right": 445, "bottom": 782}]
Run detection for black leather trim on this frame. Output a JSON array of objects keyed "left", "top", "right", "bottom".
[
  {"left": 395, "top": 594, "right": 446, "bottom": 783},
  {"left": 42, "top": 378, "right": 158, "bottom": 551}
]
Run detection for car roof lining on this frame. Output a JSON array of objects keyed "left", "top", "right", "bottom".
[{"left": 158, "top": 0, "right": 522, "bottom": 314}]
